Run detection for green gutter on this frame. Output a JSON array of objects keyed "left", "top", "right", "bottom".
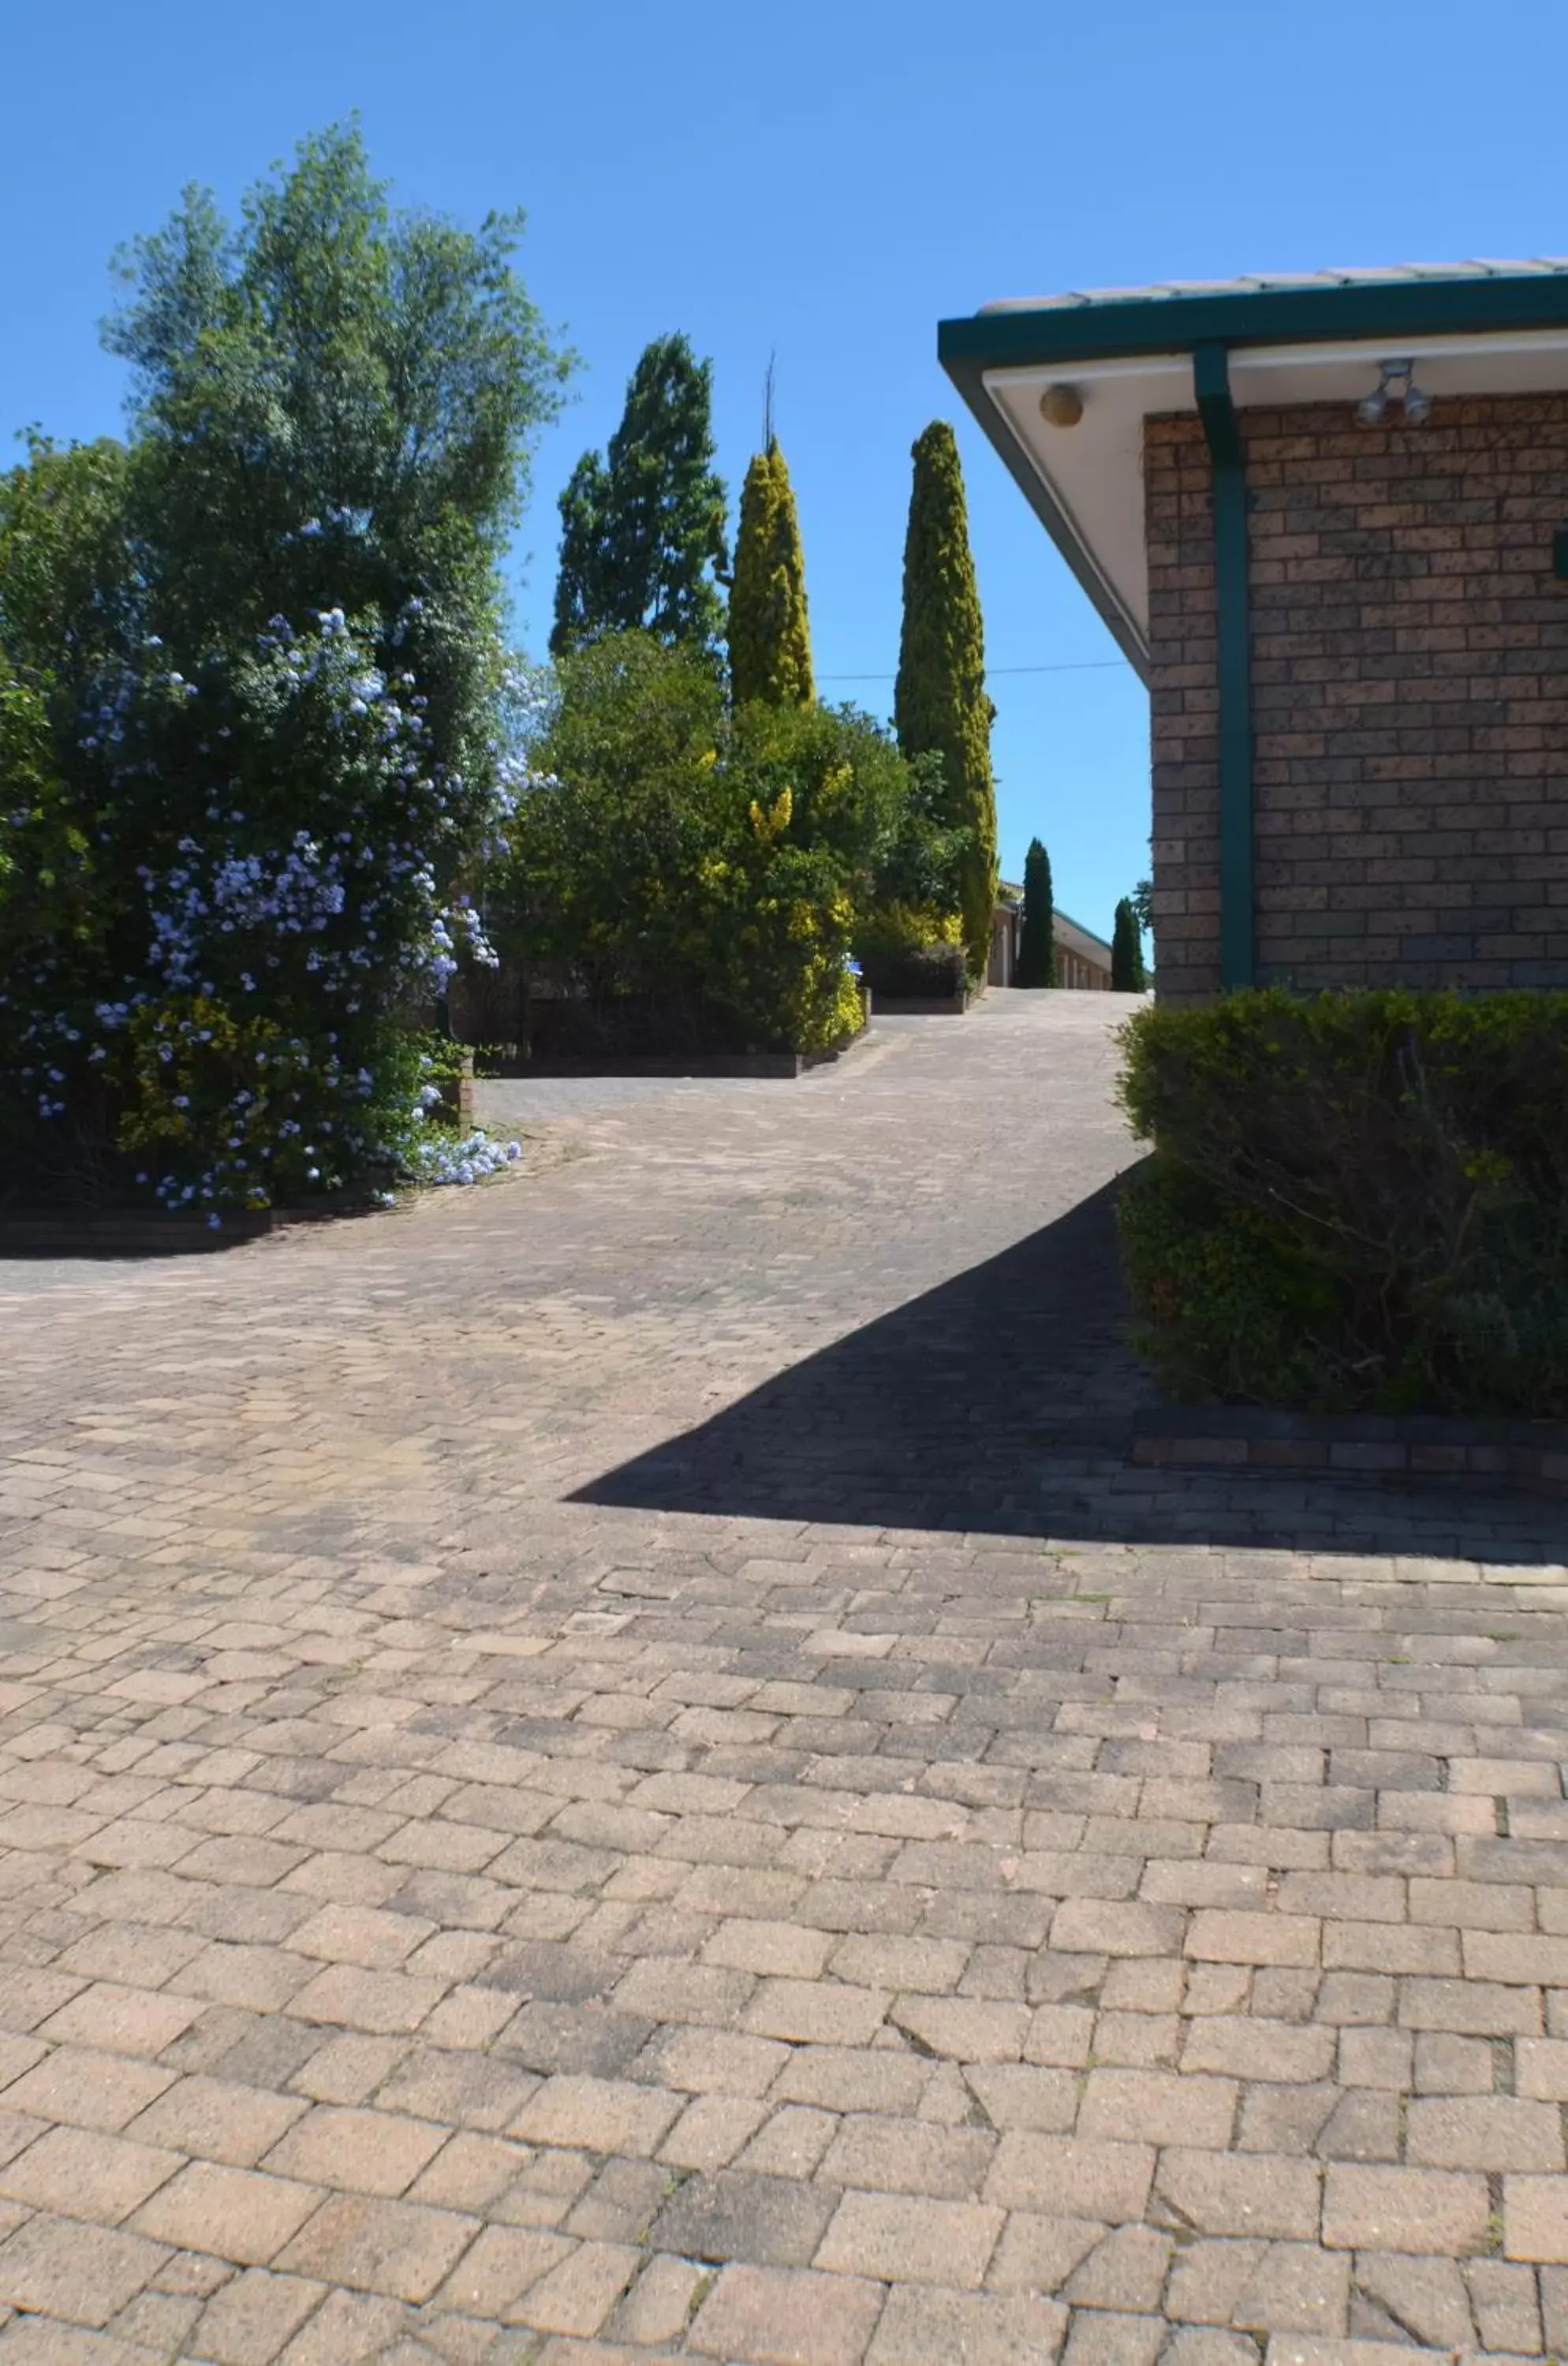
[
  {"left": 1193, "top": 342, "right": 1253, "bottom": 990},
  {"left": 938, "top": 269, "right": 1568, "bottom": 376}
]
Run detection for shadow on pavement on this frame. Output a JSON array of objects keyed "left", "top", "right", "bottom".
[{"left": 575, "top": 1179, "right": 1566, "bottom": 1565}]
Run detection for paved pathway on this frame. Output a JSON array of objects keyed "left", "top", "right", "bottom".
[{"left": 0, "top": 993, "right": 1566, "bottom": 2366}]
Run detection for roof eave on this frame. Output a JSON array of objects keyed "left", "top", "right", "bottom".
[
  {"left": 939, "top": 270, "right": 1568, "bottom": 694},
  {"left": 938, "top": 270, "right": 1568, "bottom": 375},
  {"left": 941, "top": 347, "right": 1153, "bottom": 681}
]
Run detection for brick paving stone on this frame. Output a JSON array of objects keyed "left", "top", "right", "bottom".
[
  {"left": 191, "top": 2267, "right": 328, "bottom": 2366},
  {"left": 274, "top": 2193, "right": 480, "bottom": 2301},
  {"left": 2, "top": 999, "right": 1566, "bottom": 2357},
  {"left": 867, "top": 2285, "right": 1067, "bottom": 2364},
  {"left": 131, "top": 2160, "right": 323, "bottom": 2266},
  {"left": 0, "top": 2211, "right": 170, "bottom": 2327},
  {"left": 815, "top": 2190, "right": 1004, "bottom": 2286},
  {"left": 688, "top": 2263, "right": 885, "bottom": 2364},
  {"left": 1504, "top": 2177, "right": 1568, "bottom": 2264},
  {"left": 0, "top": 2125, "right": 181, "bottom": 2222},
  {"left": 1321, "top": 2166, "right": 1490, "bottom": 2256}
]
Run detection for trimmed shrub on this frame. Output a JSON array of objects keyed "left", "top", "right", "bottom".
[
  {"left": 1117, "top": 988, "right": 1568, "bottom": 1416},
  {"left": 859, "top": 941, "right": 968, "bottom": 1002}
]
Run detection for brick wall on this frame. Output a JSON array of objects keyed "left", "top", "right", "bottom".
[{"left": 1144, "top": 395, "right": 1568, "bottom": 1001}]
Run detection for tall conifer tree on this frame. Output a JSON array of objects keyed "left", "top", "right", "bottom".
[
  {"left": 727, "top": 440, "right": 813, "bottom": 707},
  {"left": 551, "top": 334, "right": 728, "bottom": 659},
  {"left": 894, "top": 422, "right": 998, "bottom": 979},
  {"left": 1017, "top": 838, "right": 1056, "bottom": 986},
  {"left": 1112, "top": 898, "right": 1148, "bottom": 991}
]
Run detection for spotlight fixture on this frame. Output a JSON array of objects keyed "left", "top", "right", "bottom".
[
  {"left": 1039, "top": 383, "right": 1085, "bottom": 428},
  {"left": 1357, "top": 360, "right": 1432, "bottom": 427}
]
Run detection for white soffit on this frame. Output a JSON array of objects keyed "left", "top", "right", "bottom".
[{"left": 982, "top": 327, "right": 1568, "bottom": 651}]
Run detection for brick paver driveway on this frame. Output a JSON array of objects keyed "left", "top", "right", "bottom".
[{"left": 2, "top": 992, "right": 1566, "bottom": 2366}]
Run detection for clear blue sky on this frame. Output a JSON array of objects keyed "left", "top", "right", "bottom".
[{"left": 4, "top": 0, "right": 1564, "bottom": 942}]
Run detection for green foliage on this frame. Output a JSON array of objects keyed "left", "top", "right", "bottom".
[
  {"left": 894, "top": 421, "right": 998, "bottom": 980},
  {"left": 1017, "top": 838, "right": 1055, "bottom": 987},
  {"left": 1131, "top": 875, "right": 1153, "bottom": 934},
  {"left": 1117, "top": 988, "right": 1568, "bottom": 1415},
  {"left": 2, "top": 123, "right": 566, "bottom": 1211},
  {"left": 727, "top": 441, "right": 814, "bottom": 708},
  {"left": 493, "top": 633, "right": 917, "bottom": 1055},
  {"left": 551, "top": 334, "right": 729, "bottom": 662},
  {"left": 1112, "top": 898, "right": 1147, "bottom": 992},
  {"left": 108, "top": 122, "right": 569, "bottom": 785}
]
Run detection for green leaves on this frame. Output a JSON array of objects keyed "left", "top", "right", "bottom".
[
  {"left": 894, "top": 423, "right": 997, "bottom": 980},
  {"left": 1117, "top": 987, "right": 1568, "bottom": 1414},
  {"left": 727, "top": 441, "right": 813, "bottom": 710},
  {"left": 551, "top": 334, "right": 729, "bottom": 662},
  {"left": 1017, "top": 838, "right": 1055, "bottom": 987},
  {"left": 1111, "top": 898, "right": 1147, "bottom": 992}
]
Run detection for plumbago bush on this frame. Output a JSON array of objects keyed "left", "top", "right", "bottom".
[{"left": 0, "top": 124, "right": 568, "bottom": 1212}]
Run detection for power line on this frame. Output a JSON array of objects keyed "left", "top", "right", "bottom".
[{"left": 817, "top": 659, "right": 1131, "bottom": 683}]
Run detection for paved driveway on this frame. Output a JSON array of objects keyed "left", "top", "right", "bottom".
[{"left": 0, "top": 993, "right": 1565, "bottom": 2365}]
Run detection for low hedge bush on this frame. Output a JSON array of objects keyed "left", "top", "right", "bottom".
[
  {"left": 1116, "top": 987, "right": 1568, "bottom": 1416},
  {"left": 859, "top": 941, "right": 968, "bottom": 1001}
]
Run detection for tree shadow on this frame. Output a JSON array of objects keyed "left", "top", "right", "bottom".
[{"left": 574, "top": 1179, "right": 1566, "bottom": 1563}]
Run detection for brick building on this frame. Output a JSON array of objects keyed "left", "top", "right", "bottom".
[
  {"left": 940, "top": 264, "right": 1568, "bottom": 1001},
  {"left": 989, "top": 890, "right": 1114, "bottom": 989}
]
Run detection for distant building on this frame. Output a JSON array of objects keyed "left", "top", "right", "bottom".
[{"left": 990, "top": 889, "right": 1114, "bottom": 989}]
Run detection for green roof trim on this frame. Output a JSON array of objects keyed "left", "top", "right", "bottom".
[
  {"left": 939, "top": 263, "right": 1568, "bottom": 375},
  {"left": 938, "top": 263, "right": 1568, "bottom": 679}
]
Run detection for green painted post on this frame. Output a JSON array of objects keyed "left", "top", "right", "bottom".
[{"left": 1193, "top": 341, "right": 1255, "bottom": 991}]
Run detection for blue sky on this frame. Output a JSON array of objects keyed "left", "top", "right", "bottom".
[{"left": 3, "top": 0, "right": 1564, "bottom": 942}]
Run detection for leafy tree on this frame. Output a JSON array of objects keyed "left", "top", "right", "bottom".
[
  {"left": 495, "top": 633, "right": 906, "bottom": 1055},
  {"left": 894, "top": 422, "right": 998, "bottom": 980},
  {"left": 3, "top": 122, "right": 567, "bottom": 1211},
  {"left": 1113, "top": 897, "right": 1148, "bottom": 991},
  {"left": 1016, "top": 838, "right": 1055, "bottom": 987},
  {"left": 1132, "top": 875, "right": 1153, "bottom": 933},
  {"left": 727, "top": 440, "right": 813, "bottom": 707},
  {"left": 550, "top": 334, "right": 729, "bottom": 661}
]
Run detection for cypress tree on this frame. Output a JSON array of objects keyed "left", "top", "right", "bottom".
[
  {"left": 1112, "top": 897, "right": 1148, "bottom": 991},
  {"left": 1016, "top": 838, "right": 1056, "bottom": 986},
  {"left": 727, "top": 440, "right": 813, "bottom": 707},
  {"left": 551, "top": 334, "right": 729, "bottom": 659},
  {"left": 894, "top": 422, "right": 998, "bottom": 980}
]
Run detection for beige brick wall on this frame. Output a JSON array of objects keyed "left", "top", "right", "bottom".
[{"left": 1144, "top": 395, "right": 1568, "bottom": 1001}]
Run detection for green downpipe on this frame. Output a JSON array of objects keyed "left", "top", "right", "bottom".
[{"left": 1193, "top": 340, "right": 1255, "bottom": 990}]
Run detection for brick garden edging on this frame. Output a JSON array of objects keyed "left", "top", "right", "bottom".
[{"left": 1132, "top": 1404, "right": 1568, "bottom": 1497}]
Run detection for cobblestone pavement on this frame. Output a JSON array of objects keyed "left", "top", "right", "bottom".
[{"left": 1, "top": 992, "right": 1566, "bottom": 2366}]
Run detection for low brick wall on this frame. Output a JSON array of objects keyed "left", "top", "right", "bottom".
[{"left": 1133, "top": 1405, "right": 1568, "bottom": 1496}]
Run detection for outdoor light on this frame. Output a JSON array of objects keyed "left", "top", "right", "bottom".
[
  {"left": 1039, "top": 383, "right": 1085, "bottom": 427},
  {"left": 1357, "top": 360, "right": 1432, "bottom": 427}
]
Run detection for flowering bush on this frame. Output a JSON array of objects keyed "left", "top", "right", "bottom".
[{"left": 1, "top": 125, "right": 568, "bottom": 1211}]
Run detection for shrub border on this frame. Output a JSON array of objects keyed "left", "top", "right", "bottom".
[{"left": 1132, "top": 1405, "right": 1568, "bottom": 1497}]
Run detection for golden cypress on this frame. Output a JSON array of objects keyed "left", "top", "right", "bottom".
[
  {"left": 894, "top": 422, "right": 998, "bottom": 979},
  {"left": 727, "top": 440, "right": 813, "bottom": 707}
]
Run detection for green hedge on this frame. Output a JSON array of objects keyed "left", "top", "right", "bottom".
[{"left": 1116, "top": 988, "right": 1568, "bottom": 1416}]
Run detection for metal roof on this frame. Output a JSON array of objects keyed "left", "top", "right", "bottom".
[{"left": 977, "top": 259, "right": 1568, "bottom": 316}]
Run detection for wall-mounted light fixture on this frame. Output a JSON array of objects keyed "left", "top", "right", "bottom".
[
  {"left": 1357, "top": 360, "right": 1432, "bottom": 427},
  {"left": 1039, "top": 383, "right": 1085, "bottom": 427}
]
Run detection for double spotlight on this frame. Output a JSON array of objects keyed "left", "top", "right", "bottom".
[{"left": 1357, "top": 359, "right": 1433, "bottom": 427}]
